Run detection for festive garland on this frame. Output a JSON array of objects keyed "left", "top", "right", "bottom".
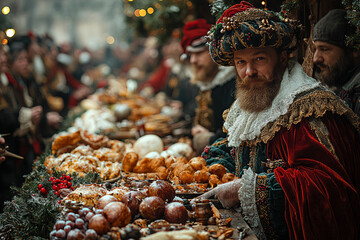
[
  {"left": 0, "top": 150, "right": 102, "bottom": 239},
  {"left": 342, "top": 0, "right": 360, "bottom": 49}
]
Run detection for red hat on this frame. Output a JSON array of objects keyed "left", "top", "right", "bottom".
[
  {"left": 216, "top": 1, "right": 254, "bottom": 24},
  {"left": 181, "top": 19, "right": 211, "bottom": 53}
]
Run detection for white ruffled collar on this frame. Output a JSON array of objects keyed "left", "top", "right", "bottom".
[
  {"left": 224, "top": 61, "right": 321, "bottom": 147},
  {"left": 195, "top": 66, "right": 235, "bottom": 91}
]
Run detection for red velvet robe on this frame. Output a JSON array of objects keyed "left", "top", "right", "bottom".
[{"left": 270, "top": 113, "right": 360, "bottom": 240}]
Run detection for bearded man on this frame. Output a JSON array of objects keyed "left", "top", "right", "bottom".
[
  {"left": 199, "top": 2, "right": 360, "bottom": 239},
  {"left": 313, "top": 9, "right": 360, "bottom": 116},
  {"left": 180, "top": 19, "right": 237, "bottom": 154}
]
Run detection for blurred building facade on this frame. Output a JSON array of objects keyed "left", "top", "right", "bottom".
[{"left": 2, "top": 0, "right": 129, "bottom": 50}]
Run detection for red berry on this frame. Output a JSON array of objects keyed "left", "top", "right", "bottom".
[
  {"left": 66, "top": 176, "right": 71, "bottom": 180},
  {"left": 40, "top": 188, "right": 47, "bottom": 196},
  {"left": 52, "top": 180, "right": 56, "bottom": 185},
  {"left": 55, "top": 191, "right": 59, "bottom": 196},
  {"left": 67, "top": 182, "right": 72, "bottom": 187},
  {"left": 52, "top": 185, "right": 58, "bottom": 191},
  {"left": 38, "top": 184, "right": 43, "bottom": 190}
]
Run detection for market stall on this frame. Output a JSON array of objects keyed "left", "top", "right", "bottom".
[{"left": 0, "top": 81, "right": 256, "bottom": 240}]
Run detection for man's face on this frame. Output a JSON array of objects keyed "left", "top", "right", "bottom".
[
  {"left": 12, "top": 50, "right": 31, "bottom": 78},
  {"left": 234, "top": 47, "right": 286, "bottom": 112},
  {"left": 313, "top": 41, "right": 350, "bottom": 88},
  {"left": 189, "top": 49, "right": 219, "bottom": 83}
]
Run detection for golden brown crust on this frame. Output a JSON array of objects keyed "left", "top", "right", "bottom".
[
  {"left": 63, "top": 184, "right": 108, "bottom": 207},
  {"left": 209, "top": 164, "right": 227, "bottom": 179},
  {"left": 122, "top": 152, "right": 139, "bottom": 173}
]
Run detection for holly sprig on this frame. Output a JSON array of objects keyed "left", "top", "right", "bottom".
[{"left": 0, "top": 152, "right": 102, "bottom": 239}]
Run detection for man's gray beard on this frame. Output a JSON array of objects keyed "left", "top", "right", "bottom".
[{"left": 236, "top": 73, "right": 282, "bottom": 113}]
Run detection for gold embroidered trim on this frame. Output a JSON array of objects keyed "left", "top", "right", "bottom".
[
  {"left": 235, "top": 144, "right": 244, "bottom": 177},
  {"left": 249, "top": 145, "right": 257, "bottom": 171},
  {"left": 194, "top": 90, "right": 215, "bottom": 131},
  {"left": 244, "top": 89, "right": 360, "bottom": 146},
  {"left": 262, "top": 159, "right": 286, "bottom": 173},
  {"left": 255, "top": 175, "right": 277, "bottom": 240},
  {"left": 308, "top": 117, "right": 339, "bottom": 161},
  {"left": 222, "top": 108, "right": 230, "bottom": 134},
  {"left": 213, "top": 138, "right": 228, "bottom": 146}
]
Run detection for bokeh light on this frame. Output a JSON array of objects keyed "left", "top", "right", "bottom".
[
  {"left": 2, "top": 6, "right": 10, "bottom": 15},
  {"left": 139, "top": 9, "right": 146, "bottom": 17},
  {"left": 147, "top": 7, "right": 154, "bottom": 14},
  {"left": 106, "top": 36, "right": 115, "bottom": 44},
  {"left": 134, "top": 9, "right": 140, "bottom": 17},
  {"left": 5, "top": 29, "right": 15, "bottom": 38}
]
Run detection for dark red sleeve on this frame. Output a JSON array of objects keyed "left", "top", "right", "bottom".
[
  {"left": 64, "top": 70, "right": 83, "bottom": 89},
  {"left": 268, "top": 114, "right": 360, "bottom": 240},
  {"left": 138, "top": 59, "right": 172, "bottom": 93}
]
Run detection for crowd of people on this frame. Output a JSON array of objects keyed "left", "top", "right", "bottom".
[{"left": 0, "top": 1, "right": 359, "bottom": 239}]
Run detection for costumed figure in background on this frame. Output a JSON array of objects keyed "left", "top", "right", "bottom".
[
  {"left": 0, "top": 36, "right": 62, "bottom": 212},
  {"left": 198, "top": 2, "right": 360, "bottom": 239},
  {"left": 181, "top": 19, "right": 237, "bottom": 154},
  {"left": 47, "top": 51, "right": 91, "bottom": 117},
  {"left": 312, "top": 9, "right": 360, "bottom": 116}
]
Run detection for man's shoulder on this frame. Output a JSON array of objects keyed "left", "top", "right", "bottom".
[
  {"left": 256, "top": 87, "right": 359, "bottom": 144},
  {"left": 288, "top": 87, "right": 356, "bottom": 123}
]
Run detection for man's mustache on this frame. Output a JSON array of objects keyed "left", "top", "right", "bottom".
[{"left": 314, "top": 63, "right": 328, "bottom": 70}]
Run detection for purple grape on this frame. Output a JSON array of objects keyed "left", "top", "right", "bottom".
[
  {"left": 65, "top": 212, "right": 76, "bottom": 222},
  {"left": 64, "top": 225, "right": 72, "bottom": 233},
  {"left": 55, "top": 220, "right": 66, "bottom": 230},
  {"left": 56, "top": 229, "right": 66, "bottom": 238},
  {"left": 67, "top": 228, "right": 85, "bottom": 240},
  {"left": 75, "top": 218, "right": 85, "bottom": 229},
  {"left": 49, "top": 230, "right": 57, "bottom": 237},
  {"left": 85, "top": 212, "right": 94, "bottom": 221},
  {"left": 84, "top": 229, "right": 97, "bottom": 239},
  {"left": 79, "top": 207, "right": 91, "bottom": 217},
  {"left": 94, "top": 209, "right": 103, "bottom": 215},
  {"left": 65, "top": 220, "right": 74, "bottom": 228}
]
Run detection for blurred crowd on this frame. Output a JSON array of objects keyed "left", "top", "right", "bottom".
[{"left": 0, "top": 30, "right": 197, "bottom": 212}]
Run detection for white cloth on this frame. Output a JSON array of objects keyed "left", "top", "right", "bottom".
[
  {"left": 238, "top": 168, "right": 266, "bottom": 240},
  {"left": 195, "top": 66, "right": 235, "bottom": 91},
  {"left": 224, "top": 61, "right": 321, "bottom": 147}
]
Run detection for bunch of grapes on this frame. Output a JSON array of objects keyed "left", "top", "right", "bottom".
[{"left": 49, "top": 207, "right": 99, "bottom": 240}]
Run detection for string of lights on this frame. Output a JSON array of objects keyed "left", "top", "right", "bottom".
[{"left": 1, "top": 5, "right": 14, "bottom": 45}]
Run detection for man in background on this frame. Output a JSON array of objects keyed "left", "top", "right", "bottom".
[
  {"left": 313, "top": 9, "right": 360, "bottom": 116},
  {"left": 181, "top": 19, "right": 237, "bottom": 154}
]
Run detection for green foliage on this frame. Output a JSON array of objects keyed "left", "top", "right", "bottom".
[
  {"left": 210, "top": 0, "right": 240, "bottom": 20},
  {"left": 125, "top": 0, "right": 191, "bottom": 44},
  {"left": 342, "top": 0, "right": 360, "bottom": 49},
  {"left": 0, "top": 151, "right": 102, "bottom": 239},
  {"left": 280, "top": 0, "right": 300, "bottom": 14},
  {"left": 210, "top": 0, "right": 268, "bottom": 20}
]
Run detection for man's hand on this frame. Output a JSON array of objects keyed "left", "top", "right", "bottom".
[
  {"left": 0, "top": 137, "right": 5, "bottom": 163},
  {"left": 73, "top": 86, "right": 91, "bottom": 100},
  {"left": 191, "top": 124, "right": 209, "bottom": 136},
  {"left": 46, "top": 112, "right": 63, "bottom": 129},
  {"left": 196, "top": 179, "right": 242, "bottom": 209},
  {"left": 31, "top": 106, "right": 43, "bottom": 126}
]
